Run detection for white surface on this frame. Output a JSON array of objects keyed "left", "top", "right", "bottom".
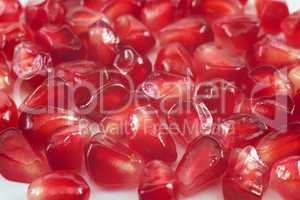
[{"left": 1, "top": 0, "right": 300, "bottom": 200}]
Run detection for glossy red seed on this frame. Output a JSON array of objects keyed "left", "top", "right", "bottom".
[
  {"left": 25, "top": 0, "right": 65, "bottom": 30},
  {"left": 27, "top": 172, "right": 90, "bottom": 200},
  {"left": 46, "top": 125, "right": 91, "bottom": 171},
  {"left": 176, "top": 136, "right": 227, "bottom": 195},
  {"left": 248, "top": 36, "right": 300, "bottom": 68},
  {"left": 83, "top": 0, "right": 108, "bottom": 11},
  {"left": 256, "top": 0, "right": 289, "bottom": 34},
  {"left": 0, "top": 128, "right": 50, "bottom": 183},
  {"left": 19, "top": 107, "right": 81, "bottom": 143},
  {"left": 0, "top": 52, "right": 13, "bottom": 92},
  {"left": 12, "top": 41, "right": 52, "bottom": 86},
  {"left": 212, "top": 15, "right": 260, "bottom": 54},
  {"left": 155, "top": 43, "right": 195, "bottom": 78},
  {"left": 0, "top": 0, "right": 22, "bottom": 22},
  {"left": 159, "top": 17, "right": 212, "bottom": 50},
  {"left": 140, "top": 1, "right": 173, "bottom": 32},
  {"left": 139, "top": 161, "right": 178, "bottom": 200},
  {"left": 38, "top": 25, "right": 84, "bottom": 64},
  {"left": 0, "top": 91, "right": 17, "bottom": 131},
  {"left": 66, "top": 6, "right": 112, "bottom": 36},
  {"left": 141, "top": 71, "right": 194, "bottom": 112},
  {"left": 193, "top": 43, "right": 247, "bottom": 84},
  {"left": 128, "top": 105, "right": 177, "bottom": 163},
  {"left": 115, "top": 15, "right": 155, "bottom": 54},
  {"left": 281, "top": 11, "right": 300, "bottom": 48},
  {"left": 113, "top": 46, "right": 152, "bottom": 86},
  {"left": 167, "top": 100, "right": 213, "bottom": 145},
  {"left": 214, "top": 114, "right": 268, "bottom": 149},
  {"left": 270, "top": 156, "right": 300, "bottom": 200},
  {"left": 85, "top": 134, "right": 144, "bottom": 188},
  {"left": 223, "top": 146, "right": 269, "bottom": 200},
  {"left": 88, "top": 20, "right": 119, "bottom": 66},
  {"left": 195, "top": 79, "right": 243, "bottom": 119},
  {"left": 256, "top": 123, "right": 300, "bottom": 167}
]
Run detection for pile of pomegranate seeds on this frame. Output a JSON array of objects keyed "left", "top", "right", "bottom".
[{"left": 2, "top": 0, "right": 300, "bottom": 200}]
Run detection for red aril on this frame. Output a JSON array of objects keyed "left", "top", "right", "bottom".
[
  {"left": 139, "top": 161, "right": 178, "bottom": 200},
  {"left": 212, "top": 14, "right": 260, "bottom": 54},
  {"left": 223, "top": 146, "right": 269, "bottom": 200},
  {"left": 19, "top": 107, "right": 81, "bottom": 144},
  {"left": 167, "top": 100, "right": 213, "bottom": 145},
  {"left": 214, "top": 114, "right": 268, "bottom": 149},
  {"left": 248, "top": 36, "right": 300, "bottom": 68},
  {"left": 12, "top": 41, "right": 52, "bottom": 87},
  {"left": 0, "top": 0, "right": 22, "bottom": 23},
  {"left": 155, "top": 43, "right": 195, "bottom": 78},
  {"left": 270, "top": 156, "right": 300, "bottom": 200},
  {"left": 85, "top": 134, "right": 145, "bottom": 188},
  {"left": 115, "top": 15, "right": 155, "bottom": 54},
  {"left": 281, "top": 11, "right": 300, "bottom": 48},
  {"left": 128, "top": 105, "right": 177, "bottom": 163},
  {"left": 0, "top": 91, "right": 17, "bottom": 131},
  {"left": 66, "top": 6, "right": 112, "bottom": 36},
  {"left": 0, "top": 128, "right": 50, "bottom": 183},
  {"left": 141, "top": 71, "right": 194, "bottom": 112},
  {"left": 38, "top": 25, "right": 84, "bottom": 64},
  {"left": 193, "top": 43, "right": 247, "bottom": 84},
  {"left": 140, "top": 1, "right": 173, "bottom": 31},
  {"left": 176, "top": 136, "right": 228, "bottom": 195},
  {"left": 159, "top": 17, "right": 212, "bottom": 50},
  {"left": 25, "top": 0, "right": 65, "bottom": 30},
  {"left": 0, "top": 52, "right": 13, "bottom": 92},
  {"left": 256, "top": 123, "right": 300, "bottom": 167},
  {"left": 88, "top": 20, "right": 119, "bottom": 66},
  {"left": 27, "top": 172, "right": 90, "bottom": 200},
  {"left": 83, "top": 0, "right": 108, "bottom": 11},
  {"left": 113, "top": 46, "right": 152, "bottom": 86},
  {"left": 256, "top": 0, "right": 289, "bottom": 34},
  {"left": 46, "top": 125, "right": 91, "bottom": 172}
]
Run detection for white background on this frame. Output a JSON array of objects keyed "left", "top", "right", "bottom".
[{"left": 1, "top": 0, "right": 300, "bottom": 199}]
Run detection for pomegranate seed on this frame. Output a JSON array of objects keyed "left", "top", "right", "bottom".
[
  {"left": 198, "top": 0, "right": 243, "bottom": 22},
  {"left": 85, "top": 134, "right": 145, "bottom": 188},
  {"left": 102, "top": 0, "right": 142, "bottom": 21},
  {"left": 281, "top": 11, "right": 300, "bottom": 48},
  {"left": 46, "top": 125, "right": 91, "bottom": 171},
  {"left": 239, "top": 0, "right": 248, "bottom": 5},
  {"left": 256, "top": 0, "right": 289, "bottom": 34},
  {"left": 289, "top": 65, "right": 300, "bottom": 92},
  {"left": 155, "top": 43, "right": 195, "bottom": 78},
  {"left": 25, "top": 0, "right": 65, "bottom": 30},
  {"left": 141, "top": 71, "right": 194, "bottom": 112},
  {"left": 270, "top": 156, "right": 300, "bottom": 200},
  {"left": 27, "top": 171, "right": 90, "bottom": 200},
  {"left": 0, "top": 91, "right": 18, "bottom": 131},
  {"left": 256, "top": 123, "right": 300, "bottom": 167},
  {"left": 195, "top": 79, "right": 243, "bottom": 119},
  {"left": 115, "top": 15, "right": 155, "bottom": 54},
  {"left": 139, "top": 161, "right": 178, "bottom": 200},
  {"left": 66, "top": 6, "right": 112, "bottom": 36},
  {"left": 128, "top": 105, "right": 177, "bottom": 163},
  {"left": 214, "top": 114, "right": 268, "bottom": 149},
  {"left": 113, "top": 46, "right": 152, "bottom": 86},
  {"left": 0, "top": 52, "right": 13, "bottom": 92},
  {"left": 12, "top": 41, "right": 52, "bottom": 86},
  {"left": 193, "top": 43, "right": 247, "bottom": 84},
  {"left": 167, "top": 100, "right": 213, "bottom": 145},
  {"left": 38, "top": 25, "right": 84, "bottom": 64},
  {"left": 140, "top": 1, "right": 174, "bottom": 31},
  {"left": 19, "top": 107, "right": 81, "bottom": 143},
  {"left": 0, "top": 0, "right": 22, "bottom": 23},
  {"left": 223, "top": 146, "right": 269, "bottom": 200},
  {"left": 83, "top": 0, "right": 108, "bottom": 11},
  {"left": 176, "top": 136, "right": 227, "bottom": 195},
  {"left": 159, "top": 17, "right": 212, "bottom": 50},
  {"left": 0, "top": 128, "right": 50, "bottom": 183},
  {"left": 212, "top": 15, "right": 260, "bottom": 54},
  {"left": 88, "top": 20, "right": 119, "bottom": 66},
  {"left": 248, "top": 36, "right": 300, "bottom": 68}
]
